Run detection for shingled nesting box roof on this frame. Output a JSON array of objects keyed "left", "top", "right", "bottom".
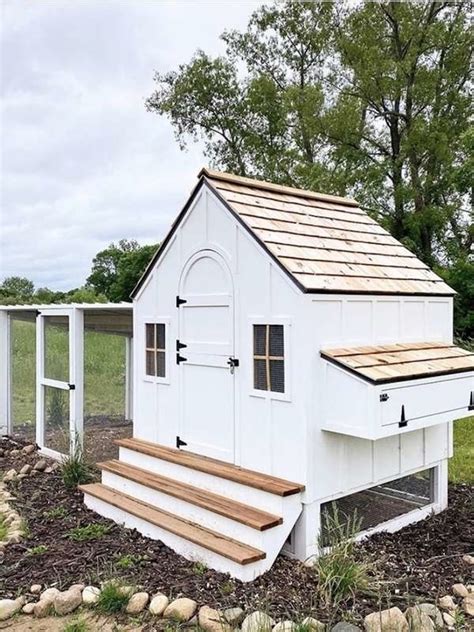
[{"left": 201, "top": 169, "right": 454, "bottom": 296}]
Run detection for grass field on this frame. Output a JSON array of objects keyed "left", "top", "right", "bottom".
[
  {"left": 11, "top": 320, "right": 125, "bottom": 424},
  {"left": 8, "top": 320, "right": 473, "bottom": 483}
]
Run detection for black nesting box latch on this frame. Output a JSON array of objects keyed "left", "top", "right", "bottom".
[
  {"left": 398, "top": 404, "right": 408, "bottom": 428},
  {"left": 468, "top": 391, "right": 474, "bottom": 411}
]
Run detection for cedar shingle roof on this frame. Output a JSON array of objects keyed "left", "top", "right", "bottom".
[
  {"left": 321, "top": 342, "right": 474, "bottom": 384},
  {"left": 202, "top": 169, "right": 454, "bottom": 296}
]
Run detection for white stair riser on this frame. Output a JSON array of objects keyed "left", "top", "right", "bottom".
[
  {"left": 119, "top": 447, "right": 284, "bottom": 515},
  {"left": 83, "top": 493, "right": 266, "bottom": 582},
  {"left": 101, "top": 470, "right": 266, "bottom": 550}
]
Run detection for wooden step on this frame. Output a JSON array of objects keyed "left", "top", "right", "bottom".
[
  {"left": 99, "top": 460, "right": 282, "bottom": 531},
  {"left": 115, "top": 437, "right": 305, "bottom": 497},
  {"left": 80, "top": 483, "right": 266, "bottom": 565}
]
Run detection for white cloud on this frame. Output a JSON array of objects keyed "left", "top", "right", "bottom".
[{"left": 0, "top": 0, "right": 263, "bottom": 290}]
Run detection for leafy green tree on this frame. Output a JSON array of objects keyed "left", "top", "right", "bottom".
[
  {"left": 64, "top": 287, "right": 107, "bottom": 304},
  {"left": 86, "top": 239, "right": 158, "bottom": 302},
  {"left": 0, "top": 276, "right": 35, "bottom": 303}
]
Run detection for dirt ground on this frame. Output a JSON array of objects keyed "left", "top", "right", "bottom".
[{"left": 1, "top": 436, "right": 473, "bottom": 626}]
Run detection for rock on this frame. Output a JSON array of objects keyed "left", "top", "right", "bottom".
[
  {"left": 0, "top": 596, "right": 26, "bottom": 621},
  {"left": 241, "top": 611, "right": 275, "bottom": 632},
  {"left": 20, "top": 464, "right": 32, "bottom": 475},
  {"left": 462, "top": 594, "right": 474, "bottom": 616},
  {"left": 30, "top": 584, "right": 42, "bottom": 595},
  {"left": 39, "top": 587, "right": 60, "bottom": 602},
  {"left": 82, "top": 585, "right": 101, "bottom": 605},
  {"left": 69, "top": 583, "right": 85, "bottom": 592},
  {"left": 22, "top": 444, "right": 36, "bottom": 454},
  {"left": 33, "top": 599, "right": 53, "bottom": 618},
  {"left": 452, "top": 583, "right": 468, "bottom": 598},
  {"left": 50, "top": 461, "right": 60, "bottom": 472},
  {"left": 44, "top": 467, "right": 53, "bottom": 473},
  {"left": 405, "top": 607, "right": 435, "bottom": 632},
  {"left": 438, "top": 595, "right": 456, "bottom": 611},
  {"left": 4, "top": 469, "right": 17, "bottom": 482},
  {"left": 22, "top": 602, "right": 35, "bottom": 614},
  {"left": 223, "top": 607, "right": 245, "bottom": 626},
  {"left": 331, "top": 624, "right": 362, "bottom": 632},
  {"left": 442, "top": 612, "right": 455, "bottom": 627},
  {"left": 126, "top": 591, "right": 149, "bottom": 614},
  {"left": 199, "top": 605, "right": 232, "bottom": 632},
  {"left": 149, "top": 593, "right": 169, "bottom": 615},
  {"left": 184, "top": 615, "right": 198, "bottom": 627},
  {"left": 53, "top": 587, "right": 82, "bottom": 615},
  {"left": 468, "top": 585, "right": 474, "bottom": 593},
  {"left": 164, "top": 597, "right": 197, "bottom": 622},
  {"left": 462, "top": 554, "right": 474, "bottom": 565},
  {"left": 417, "top": 604, "right": 443, "bottom": 628},
  {"left": 303, "top": 617, "right": 325, "bottom": 632},
  {"left": 364, "top": 607, "right": 408, "bottom": 632},
  {"left": 273, "top": 621, "right": 296, "bottom": 632},
  {"left": 33, "top": 459, "right": 47, "bottom": 471},
  {"left": 10, "top": 449, "right": 20, "bottom": 456}
]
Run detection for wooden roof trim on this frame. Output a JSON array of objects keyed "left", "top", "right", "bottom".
[
  {"left": 291, "top": 270, "right": 446, "bottom": 283},
  {"left": 323, "top": 342, "right": 452, "bottom": 358},
  {"left": 200, "top": 168, "right": 359, "bottom": 207},
  {"left": 346, "top": 350, "right": 473, "bottom": 369}
]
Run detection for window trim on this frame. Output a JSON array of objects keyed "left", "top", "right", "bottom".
[
  {"left": 143, "top": 318, "right": 170, "bottom": 385},
  {"left": 249, "top": 317, "right": 291, "bottom": 402}
]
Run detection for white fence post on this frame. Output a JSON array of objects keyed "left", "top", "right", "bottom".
[
  {"left": 125, "top": 336, "right": 133, "bottom": 421},
  {"left": 0, "top": 311, "right": 11, "bottom": 436},
  {"left": 70, "top": 307, "right": 84, "bottom": 454}
]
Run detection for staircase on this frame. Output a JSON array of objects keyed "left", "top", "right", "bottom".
[{"left": 80, "top": 437, "right": 304, "bottom": 581}]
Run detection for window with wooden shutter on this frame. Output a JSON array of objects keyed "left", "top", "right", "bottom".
[
  {"left": 253, "top": 324, "right": 285, "bottom": 393},
  {"left": 145, "top": 323, "right": 166, "bottom": 378}
]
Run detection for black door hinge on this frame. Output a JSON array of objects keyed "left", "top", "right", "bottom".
[
  {"left": 176, "top": 353, "right": 187, "bottom": 364},
  {"left": 68, "top": 383, "right": 76, "bottom": 390},
  {"left": 398, "top": 404, "right": 408, "bottom": 428},
  {"left": 380, "top": 393, "right": 389, "bottom": 402},
  {"left": 176, "top": 296, "right": 187, "bottom": 308},
  {"left": 468, "top": 391, "right": 474, "bottom": 411},
  {"left": 176, "top": 436, "right": 187, "bottom": 448},
  {"left": 176, "top": 339, "right": 187, "bottom": 351}
]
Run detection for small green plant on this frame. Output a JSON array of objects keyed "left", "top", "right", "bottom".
[
  {"left": 192, "top": 561, "right": 208, "bottom": 576},
  {"left": 66, "top": 523, "right": 110, "bottom": 542},
  {"left": 219, "top": 580, "right": 235, "bottom": 596},
  {"left": 63, "top": 619, "right": 89, "bottom": 632},
  {"left": 48, "top": 388, "right": 67, "bottom": 427},
  {"left": 315, "top": 504, "right": 369, "bottom": 607},
  {"left": 60, "top": 442, "right": 94, "bottom": 489},
  {"left": 453, "top": 608, "right": 465, "bottom": 631},
  {"left": 96, "top": 581, "right": 130, "bottom": 614},
  {"left": 27, "top": 544, "right": 48, "bottom": 555},
  {"left": 115, "top": 553, "right": 143, "bottom": 569},
  {"left": 43, "top": 505, "right": 68, "bottom": 519},
  {"left": 0, "top": 515, "right": 7, "bottom": 541}
]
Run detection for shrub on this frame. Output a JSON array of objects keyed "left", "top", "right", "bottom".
[
  {"left": 96, "top": 581, "right": 130, "bottom": 614},
  {"left": 60, "top": 443, "right": 94, "bottom": 489},
  {"left": 315, "top": 504, "right": 369, "bottom": 607},
  {"left": 66, "top": 523, "right": 110, "bottom": 542}
]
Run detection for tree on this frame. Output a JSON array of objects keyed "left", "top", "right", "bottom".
[
  {"left": 86, "top": 239, "right": 159, "bottom": 302},
  {"left": 0, "top": 276, "right": 35, "bottom": 302},
  {"left": 147, "top": 1, "right": 472, "bottom": 335}
]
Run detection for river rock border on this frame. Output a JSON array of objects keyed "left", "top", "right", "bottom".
[
  {"left": 0, "top": 481, "right": 23, "bottom": 551},
  {"left": 0, "top": 575, "right": 472, "bottom": 629}
]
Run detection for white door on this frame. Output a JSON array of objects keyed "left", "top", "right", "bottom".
[{"left": 178, "top": 250, "right": 235, "bottom": 462}]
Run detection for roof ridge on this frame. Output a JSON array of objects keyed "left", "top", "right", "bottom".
[{"left": 199, "top": 167, "right": 359, "bottom": 208}]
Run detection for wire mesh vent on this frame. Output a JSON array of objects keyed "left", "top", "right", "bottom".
[{"left": 253, "top": 324, "right": 285, "bottom": 393}]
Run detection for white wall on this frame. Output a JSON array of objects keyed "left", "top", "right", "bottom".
[
  {"left": 307, "top": 295, "right": 453, "bottom": 504},
  {"left": 133, "top": 184, "right": 311, "bottom": 484}
]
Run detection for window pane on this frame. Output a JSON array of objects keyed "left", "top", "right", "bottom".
[
  {"left": 156, "top": 351, "right": 166, "bottom": 378},
  {"left": 145, "top": 350, "right": 155, "bottom": 376},
  {"left": 269, "top": 325, "right": 284, "bottom": 357},
  {"left": 44, "top": 317, "right": 69, "bottom": 382},
  {"left": 270, "top": 359, "right": 285, "bottom": 393},
  {"left": 44, "top": 386, "right": 69, "bottom": 455},
  {"left": 156, "top": 324, "right": 166, "bottom": 350},
  {"left": 254, "top": 325, "right": 267, "bottom": 356},
  {"left": 145, "top": 324, "right": 155, "bottom": 348},
  {"left": 254, "top": 359, "right": 267, "bottom": 390}
]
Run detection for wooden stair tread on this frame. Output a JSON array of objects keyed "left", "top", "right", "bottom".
[
  {"left": 115, "top": 438, "right": 305, "bottom": 497},
  {"left": 99, "top": 460, "right": 282, "bottom": 531},
  {"left": 80, "top": 483, "right": 266, "bottom": 565}
]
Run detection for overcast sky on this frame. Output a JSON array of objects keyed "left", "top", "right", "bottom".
[{"left": 0, "top": 0, "right": 262, "bottom": 291}]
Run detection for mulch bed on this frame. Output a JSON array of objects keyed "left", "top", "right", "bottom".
[{"left": 0, "top": 436, "right": 473, "bottom": 624}]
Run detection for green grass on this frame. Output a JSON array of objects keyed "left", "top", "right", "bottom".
[
  {"left": 115, "top": 553, "right": 145, "bottom": 569},
  {"left": 0, "top": 515, "right": 7, "bottom": 540},
  {"left": 63, "top": 619, "right": 90, "bottom": 632},
  {"left": 27, "top": 544, "right": 48, "bottom": 555},
  {"left": 96, "top": 581, "right": 130, "bottom": 614},
  {"left": 66, "top": 523, "right": 110, "bottom": 542},
  {"left": 43, "top": 506, "right": 68, "bottom": 519},
  {"left": 10, "top": 320, "right": 125, "bottom": 425},
  {"left": 450, "top": 416, "right": 474, "bottom": 483}
]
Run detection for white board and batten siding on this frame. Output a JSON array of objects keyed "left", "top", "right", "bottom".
[{"left": 133, "top": 185, "right": 311, "bottom": 487}]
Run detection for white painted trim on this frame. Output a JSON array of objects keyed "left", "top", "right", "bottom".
[
  {"left": 70, "top": 307, "right": 84, "bottom": 453},
  {"left": 125, "top": 336, "right": 133, "bottom": 420},
  {"left": 0, "top": 312, "right": 11, "bottom": 435},
  {"left": 141, "top": 318, "right": 171, "bottom": 386}
]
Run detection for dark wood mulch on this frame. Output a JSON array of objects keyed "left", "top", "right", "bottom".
[{"left": 0, "top": 436, "right": 472, "bottom": 623}]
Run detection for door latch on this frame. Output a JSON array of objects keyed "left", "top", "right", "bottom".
[
  {"left": 468, "top": 391, "right": 474, "bottom": 411},
  {"left": 380, "top": 393, "right": 389, "bottom": 402},
  {"left": 176, "top": 436, "right": 187, "bottom": 448},
  {"left": 398, "top": 404, "right": 408, "bottom": 428},
  {"left": 227, "top": 357, "right": 239, "bottom": 374}
]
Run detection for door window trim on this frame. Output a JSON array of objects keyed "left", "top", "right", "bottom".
[
  {"left": 249, "top": 317, "right": 291, "bottom": 402},
  {"left": 142, "top": 317, "right": 171, "bottom": 385}
]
